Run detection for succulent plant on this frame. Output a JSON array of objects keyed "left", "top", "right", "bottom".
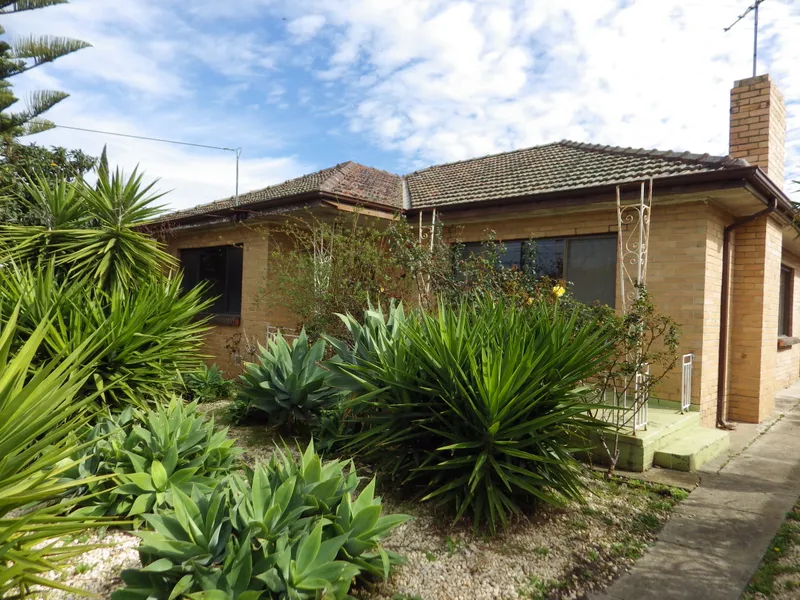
[
  {"left": 66, "top": 398, "right": 241, "bottom": 520},
  {"left": 235, "top": 330, "right": 345, "bottom": 427},
  {"left": 113, "top": 442, "right": 409, "bottom": 600}
]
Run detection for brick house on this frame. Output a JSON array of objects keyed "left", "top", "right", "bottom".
[{"left": 152, "top": 74, "right": 799, "bottom": 441}]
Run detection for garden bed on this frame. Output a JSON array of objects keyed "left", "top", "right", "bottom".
[{"left": 34, "top": 406, "right": 685, "bottom": 600}]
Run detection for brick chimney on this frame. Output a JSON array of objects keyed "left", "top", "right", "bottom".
[{"left": 729, "top": 74, "right": 786, "bottom": 188}]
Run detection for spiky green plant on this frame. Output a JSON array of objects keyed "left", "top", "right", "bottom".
[
  {"left": 65, "top": 398, "right": 241, "bottom": 520},
  {"left": 0, "top": 307, "right": 116, "bottom": 598},
  {"left": 0, "top": 167, "right": 173, "bottom": 291},
  {"left": 183, "top": 364, "right": 235, "bottom": 403},
  {"left": 0, "top": 262, "right": 210, "bottom": 408},
  {"left": 325, "top": 297, "right": 617, "bottom": 533},
  {"left": 235, "top": 330, "right": 345, "bottom": 427},
  {"left": 113, "top": 442, "right": 409, "bottom": 600}
]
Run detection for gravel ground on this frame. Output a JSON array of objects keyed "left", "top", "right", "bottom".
[
  {"left": 23, "top": 400, "right": 684, "bottom": 600},
  {"left": 743, "top": 497, "right": 800, "bottom": 600},
  {"left": 28, "top": 529, "right": 140, "bottom": 600}
]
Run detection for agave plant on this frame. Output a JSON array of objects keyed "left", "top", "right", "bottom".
[
  {"left": 0, "top": 308, "right": 115, "bottom": 597},
  {"left": 114, "top": 442, "right": 409, "bottom": 600},
  {"left": 0, "top": 261, "right": 210, "bottom": 408},
  {"left": 235, "top": 330, "right": 345, "bottom": 427},
  {"left": 325, "top": 297, "right": 617, "bottom": 533},
  {"left": 66, "top": 398, "right": 241, "bottom": 520},
  {"left": 183, "top": 364, "right": 235, "bottom": 403}
]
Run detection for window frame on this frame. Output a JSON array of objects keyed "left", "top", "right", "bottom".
[
  {"left": 457, "top": 233, "right": 618, "bottom": 306},
  {"left": 779, "top": 264, "right": 793, "bottom": 339},
  {"left": 179, "top": 244, "right": 244, "bottom": 323}
]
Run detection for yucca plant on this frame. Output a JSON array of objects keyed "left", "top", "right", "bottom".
[
  {"left": 235, "top": 330, "right": 345, "bottom": 427},
  {"left": 0, "top": 308, "right": 115, "bottom": 598},
  {"left": 0, "top": 261, "right": 210, "bottom": 408},
  {"left": 183, "top": 364, "right": 235, "bottom": 403},
  {"left": 0, "top": 167, "right": 174, "bottom": 292},
  {"left": 325, "top": 297, "right": 617, "bottom": 533},
  {"left": 114, "top": 442, "right": 409, "bottom": 600},
  {"left": 65, "top": 398, "right": 241, "bottom": 520}
]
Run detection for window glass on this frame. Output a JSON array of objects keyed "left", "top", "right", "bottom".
[
  {"left": 779, "top": 266, "right": 792, "bottom": 336},
  {"left": 565, "top": 237, "right": 617, "bottom": 306},
  {"left": 461, "top": 241, "right": 523, "bottom": 269},
  {"left": 180, "top": 245, "right": 243, "bottom": 315},
  {"left": 529, "top": 238, "right": 565, "bottom": 279}
]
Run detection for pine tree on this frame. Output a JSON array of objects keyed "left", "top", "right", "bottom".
[{"left": 0, "top": 0, "right": 90, "bottom": 137}]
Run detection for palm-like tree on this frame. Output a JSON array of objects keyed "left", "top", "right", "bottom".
[{"left": 0, "top": 0, "right": 90, "bottom": 137}]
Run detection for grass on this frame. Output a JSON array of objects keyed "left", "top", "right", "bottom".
[{"left": 743, "top": 498, "right": 800, "bottom": 598}]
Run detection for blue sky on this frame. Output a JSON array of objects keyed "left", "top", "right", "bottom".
[{"left": 5, "top": 0, "right": 800, "bottom": 210}]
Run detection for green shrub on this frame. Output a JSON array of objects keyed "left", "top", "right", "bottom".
[
  {"left": 0, "top": 262, "right": 210, "bottom": 408},
  {"left": 183, "top": 363, "right": 235, "bottom": 403},
  {"left": 234, "top": 329, "right": 345, "bottom": 427},
  {"left": 113, "top": 442, "right": 409, "bottom": 600},
  {"left": 0, "top": 308, "right": 114, "bottom": 597},
  {"left": 325, "top": 298, "right": 616, "bottom": 533},
  {"left": 66, "top": 398, "right": 241, "bottom": 520}
]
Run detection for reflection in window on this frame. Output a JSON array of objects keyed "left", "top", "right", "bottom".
[
  {"left": 180, "top": 245, "right": 243, "bottom": 316},
  {"left": 459, "top": 235, "right": 617, "bottom": 306}
]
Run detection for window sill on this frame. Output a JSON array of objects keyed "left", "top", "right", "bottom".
[
  {"left": 777, "top": 336, "right": 799, "bottom": 350},
  {"left": 199, "top": 313, "right": 241, "bottom": 326}
]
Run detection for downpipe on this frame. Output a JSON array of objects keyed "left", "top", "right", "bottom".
[{"left": 716, "top": 196, "right": 778, "bottom": 429}]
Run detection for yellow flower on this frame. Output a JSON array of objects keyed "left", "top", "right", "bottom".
[
  {"left": 526, "top": 296, "right": 534, "bottom": 305},
  {"left": 552, "top": 285, "right": 566, "bottom": 298},
  {"left": 774, "top": 547, "right": 781, "bottom": 552},
  {"left": 50, "top": 162, "right": 58, "bottom": 167},
  {"left": 379, "top": 287, "right": 385, "bottom": 293}
]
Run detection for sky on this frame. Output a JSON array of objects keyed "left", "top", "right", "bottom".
[{"left": 5, "top": 0, "right": 800, "bottom": 210}]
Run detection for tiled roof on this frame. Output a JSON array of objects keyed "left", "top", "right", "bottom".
[
  {"left": 156, "top": 161, "right": 403, "bottom": 222},
  {"left": 405, "top": 140, "right": 749, "bottom": 208},
  {"left": 158, "top": 140, "right": 750, "bottom": 223}
]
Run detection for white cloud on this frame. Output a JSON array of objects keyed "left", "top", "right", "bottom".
[
  {"left": 287, "top": 15, "right": 326, "bottom": 42},
  {"left": 291, "top": 0, "right": 800, "bottom": 192}
]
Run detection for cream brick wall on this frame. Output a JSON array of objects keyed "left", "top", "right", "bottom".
[
  {"left": 730, "top": 74, "right": 786, "bottom": 187},
  {"left": 727, "top": 215, "right": 783, "bottom": 422},
  {"left": 775, "top": 250, "right": 800, "bottom": 388},
  {"left": 163, "top": 201, "right": 799, "bottom": 426},
  {"left": 165, "top": 221, "right": 296, "bottom": 375},
  {"left": 445, "top": 201, "right": 715, "bottom": 420}
]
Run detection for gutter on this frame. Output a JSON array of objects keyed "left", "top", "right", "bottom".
[{"left": 716, "top": 194, "right": 778, "bottom": 429}]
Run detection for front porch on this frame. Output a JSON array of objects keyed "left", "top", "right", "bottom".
[{"left": 588, "top": 399, "right": 730, "bottom": 472}]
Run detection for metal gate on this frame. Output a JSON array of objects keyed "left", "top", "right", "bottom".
[{"left": 681, "top": 353, "right": 694, "bottom": 413}]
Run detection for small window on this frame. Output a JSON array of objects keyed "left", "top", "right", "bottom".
[
  {"left": 180, "top": 245, "right": 243, "bottom": 316},
  {"left": 461, "top": 240, "right": 524, "bottom": 270},
  {"left": 779, "top": 265, "right": 793, "bottom": 337}
]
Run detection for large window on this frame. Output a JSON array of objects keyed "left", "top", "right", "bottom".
[
  {"left": 779, "top": 265, "right": 793, "bottom": 337},
  {"left": 460, "top": 235, "right": 617, "bottom": 306},
  {"left": 180, "top": 245, "right": 243, "bottom": 317}
]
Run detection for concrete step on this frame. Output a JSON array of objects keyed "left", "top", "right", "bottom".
[{"left": 653, "top": 428, "right": 730, "bottom": 472}]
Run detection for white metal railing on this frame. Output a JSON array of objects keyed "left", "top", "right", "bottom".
[
  {"left": 681, "top": 353, "right": 694, "bottom": 413},
  {"left": 593, "top": 363, "right": 650, "bottom": 433},
  {"left": 633, "top": 364, "right": 650, "bottom": 431}
]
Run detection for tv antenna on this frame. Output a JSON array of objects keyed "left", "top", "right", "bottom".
[
  {"left": 48, "top": 123, "right": 243, "bottom": 205},
  {"left": 724, "top": 0, "right": 766, "bottom": 79}
]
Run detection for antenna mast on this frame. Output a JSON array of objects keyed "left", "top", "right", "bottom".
[{"left": 724, "top": 0, "right": 766, "bottom": 78}]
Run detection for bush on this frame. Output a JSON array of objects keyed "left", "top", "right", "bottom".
[
  {"left": 325, "top": 297, "right": 617, "bottom": 533},
  {"left": 183, "top": 363, "right": 235, "bottom": 403},
  {"left": 0, "top": 262, "right": 210, "bottom": 408},
  {"left": 65, "top": 398, "right": 241, "bottom": 520},
  {"left": 234, "top": 329, "right": 345, "bottom": 428},
  {"left": 0, "top": 308, "right": 112, "bottom": 597},
  {"left": 113, "top": 442, "right": 409, "bottom": 600}
]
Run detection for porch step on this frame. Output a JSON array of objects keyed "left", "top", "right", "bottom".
[{"left": 653, "top": 428, "right": 730, "bottom": 472}]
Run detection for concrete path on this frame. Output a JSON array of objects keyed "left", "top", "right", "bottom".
[{"left": 593, "top": 383, "right": 800, "bottom": 600}]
